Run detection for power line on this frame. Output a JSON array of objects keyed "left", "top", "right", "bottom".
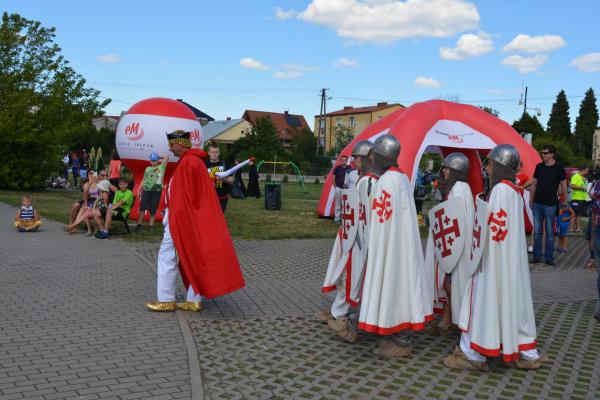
[{"left": 89, "top": 81, "right": 318, "bottom": 93}]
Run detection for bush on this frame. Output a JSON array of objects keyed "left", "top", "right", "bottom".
[
  {"left": 314, "top": 177, "right": 320, "bottom": 185},
  {"left": 282, "top": 175, "right": 289, "bottom": 184},
  {"left": 266, "top": 174, "right": 272, "bottom": 182}
]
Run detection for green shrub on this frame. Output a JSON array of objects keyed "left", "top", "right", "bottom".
[
  {"left": 282, "top": 175, "right": 289, "bottom": 184},
  {"left": 314, "top": 177, "right": 320, "bottom": 185}
]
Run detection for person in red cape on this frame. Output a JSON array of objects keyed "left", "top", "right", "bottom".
[{"left": 146, "top": 130, "right": 245, "bottom": 312}]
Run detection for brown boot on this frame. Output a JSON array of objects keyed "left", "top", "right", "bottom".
[
  {"left": 316, "top": 309, "right": 333, "bottom": 322},
  {"left": 373, "top": 339, "right": 412, "bottom": 358},
  {"left": 327, "top": 318, "right": 347, "bottom": 332},
  {"left": 515, "top": 354, "right": 552, "bottom": 370},
  {"left": 337, "top": 327, "right": 358, "bottom": 343},
  {"left": 443, "top": 347, "right": 488, "bottom": 371}
]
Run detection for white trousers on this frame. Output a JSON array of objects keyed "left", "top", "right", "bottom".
[
  {"left": 331, "top": 288, "right": 351, "bottom": 319},
  {"left": 157, "top": 210, "right": 202, "bottom": 303},
  {"left": 334, "top": 187, "right": 343, "bottom": 220},
  {"left": 460, "top": 331, "right": 539, "bottom": 362},
  {"left": 331, "top": 274, "right": 351, "bottom": 319}
]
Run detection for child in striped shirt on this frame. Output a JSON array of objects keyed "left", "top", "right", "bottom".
[{"left": 14, "top": 196, "right": 42, "bottom": 232}]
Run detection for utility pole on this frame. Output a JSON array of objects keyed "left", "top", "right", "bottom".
[
  {"left": 523, "top": 86, "right": 528, "bottom": 115},
  {"left": 317, "top": 88, "right": 329, "bottom": 155}
]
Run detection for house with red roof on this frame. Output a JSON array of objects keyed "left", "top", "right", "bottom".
[{"left": 242, "top": 110, "right": 311, "bottom": 148}]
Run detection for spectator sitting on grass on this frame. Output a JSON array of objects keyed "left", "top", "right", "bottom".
[
  {"left": 15, "top": 196, "right": 41, "bottom": 232},
  {"left": 94, "top": 178, "right": 133, "bottom": 239}
]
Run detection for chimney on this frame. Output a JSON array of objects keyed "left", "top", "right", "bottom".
[
  {"left": 377, "top": 102, "right": 388, "bottom": 107},
  {"left": 343, "top": 106, "right": 353, "bottom": 110},
  {"left": 284, "top": 111, "right": 289, "bottom": 117},
  {"left": 176, "top": 98, "right": 183, "bottom": 102},
  {"left": 226, "top": 117, "right": 231, "bottom": 120}
]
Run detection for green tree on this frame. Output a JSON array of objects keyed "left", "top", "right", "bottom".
[
  {"left": 512, "top": 112, "right": 546, "bottom": 140},
  {"left": 546, "top": 90, "right": 571, "bottom": 141},
  {"left": 479, "top": 106, "right": 500, "bottom": 117},
  {"left": 0, "top": 12, "right": 109, "bottom": 189},
  {"left": 289, "top": 127, "right": 316, "bottom": 164},
  {"left": 573, "top": 88, "right": 599, "bottom": 158},
  {"left": 332, "top": 125, "right": 355, "bottom": 154},
  {"left": 230, "top": 116, "right": 286, "bottom": 162}
]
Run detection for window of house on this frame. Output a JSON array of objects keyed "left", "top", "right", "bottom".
[
  {"left": 349, "top": 116, "right": 355, "bottom": 127},
  {"left": 336, "top": 117, "right": 342, "bottom": 126},
  {"left": 319, "top": 118, "right": 325, "bottom": 128}
]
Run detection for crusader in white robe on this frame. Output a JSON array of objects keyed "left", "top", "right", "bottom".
[
  {"left": 444, "top": 144, "right": 550, "bottom": 371},
  {"left": 358, "top": 134, "right": 432, "bottom": 357},
  {"left": 424, "top": 153, "right": 474, "bottom": 333},
  {"left": 319, "top": 141, "right": 377, "bottom": 343}
]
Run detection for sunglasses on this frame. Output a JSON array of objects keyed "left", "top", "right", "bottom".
[{"left": 540, "top": 151, "right": 550, "bottom": 155}]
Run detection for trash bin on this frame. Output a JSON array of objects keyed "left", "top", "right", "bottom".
[{"left": 264, "top": 182, "right": 282, "bottom": 210}]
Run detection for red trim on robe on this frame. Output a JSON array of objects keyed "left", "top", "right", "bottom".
[
  {"left": 433, "top": 307, "right": 444, "bottom": 315},
  {"left": 470, "top": 340, "right": 538, "bottom": 362},
  {"left": 358, "top": 314, "right": 433, "bottom": 335},
  {"left": 322, "top": 285, "right": 337, "bottom": 293},
  {"left": 388, "top": 166, "right": 404, "bottom": 174},
  {"left": 344, "top": 249, "right": 360, "bottom": 307}
]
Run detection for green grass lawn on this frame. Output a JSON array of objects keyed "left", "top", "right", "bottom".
[{"left": 0, "top": 182, "right": 340, "bottom": 241}]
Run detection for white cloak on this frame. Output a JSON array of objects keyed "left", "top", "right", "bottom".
[
  {"left": 322, "top": 175, "right": 377, "bottom": 307},
  {"left": 424, "top": 181, "right": 475, "bottom": 324},
  {"left": 458, "top": 181, "right": 537, "bottom": 362},
  {"left": 358, "top": 168, "right": 432, "bottom": 335}
]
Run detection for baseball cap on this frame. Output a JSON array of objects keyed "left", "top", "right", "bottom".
[{"left": 149, "top": 152, "right": 159, "bottom": 161}]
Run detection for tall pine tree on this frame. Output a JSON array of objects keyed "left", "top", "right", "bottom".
[
  {"left": 573, "top": 88, "right": 599, "bottom": 158},
  {"left": 512, "top": 112, "right": 546, "bottom": 139},
  {"left": 546, "top": 90, "right": 571, "bottom": 141}
]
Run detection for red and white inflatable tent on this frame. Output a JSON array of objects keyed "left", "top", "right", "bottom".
[{"left": 318, "top": 100, "right": 540, "bottom": 224}]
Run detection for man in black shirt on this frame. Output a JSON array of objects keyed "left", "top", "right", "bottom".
[
  {"left": 529, "top": 145, "right": 567, "bottom": 265},
  {"left": 205, "top": 142, "right": 233, "bottom": 212}
]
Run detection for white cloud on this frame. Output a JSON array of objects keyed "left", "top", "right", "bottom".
[
  {"left": 570, "top": 52, "right": 600, "bottom": 73},
  {"left": 240, "top": 58, "right": 269, "bottom": 71},
  {"left": 440, "top": 31, "right": 493, "bottom": 60},
  {"left": 298, "top": 0, "right": 479, "bottom": 44},
  {"left": 501, "top": 54, "right": 549, "bottom": 73},
  {"left": 274, "top": 71, "right": 304, "bottom": 80},
  {"left": 274, "top": 6, "right": 297, "bottom": 20},
  {"left": 282, "top": 63, "right": 318, "bottom": 72},
  {"left": 333, "top": 57, "right": 360, "bottom": 68},
  {"left": 502, "top": 34, "right": 566, "bottom": 54},
  {"left": 414, "top": 76, "right": 441, "bottom": 88},
  {"left": 96, "top": 54, "right": 122, "bottom": 63}
]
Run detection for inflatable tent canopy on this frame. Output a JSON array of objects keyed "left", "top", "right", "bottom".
[{"left": 318, "top": 100, "right": 540, "bottom": 220}]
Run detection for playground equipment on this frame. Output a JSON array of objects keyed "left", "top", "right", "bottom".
[{"left": 256, "top": 159, "right": 308, "bottom": 192}]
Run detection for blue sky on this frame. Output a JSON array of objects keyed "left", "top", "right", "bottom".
[{"left": 4, "top": 1, "right": 600, "bottom": 130}]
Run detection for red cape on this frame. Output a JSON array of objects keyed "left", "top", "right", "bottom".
[{"left": 168, "top": 149, "right": 245, "bottom": 298}]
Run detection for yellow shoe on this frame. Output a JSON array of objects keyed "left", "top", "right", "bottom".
[
  {"left": 146, "top": 301, "right": 177, "bottom": 312},
  {"left": 176, "top": 301, "right": 203, "bottom": 312}
]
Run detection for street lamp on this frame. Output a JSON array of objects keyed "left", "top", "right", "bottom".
[{"left": 518, "top": 86, "right": 542, "bottom": 116}]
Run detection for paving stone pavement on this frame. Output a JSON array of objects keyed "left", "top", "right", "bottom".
[
  {"left": 0, "top": 203, "right": 191, "bottom": 400},
  {"left": 2, "top": 199, "right": 599, "bottom": 400},
  {"left": 127, "top": 228, "right": 600, "bottom": 399}
]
